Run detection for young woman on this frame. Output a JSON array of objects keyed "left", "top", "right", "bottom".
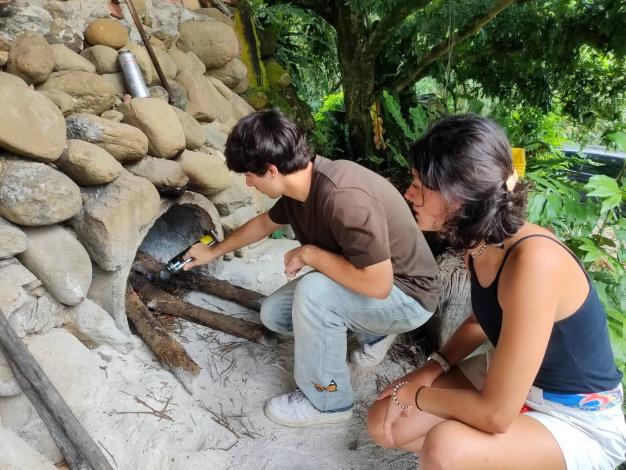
[{"left": 367, "top": 114, "right": 626, "bottom": 470}]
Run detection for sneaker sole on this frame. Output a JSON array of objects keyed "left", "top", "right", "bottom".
[{"left": 264, "top": 405, "right": 353, "bottom": 427}]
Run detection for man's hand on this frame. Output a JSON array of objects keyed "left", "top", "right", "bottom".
[
  {"left": 182, "top": 243, "right": 220, "bottom": 270},
  {"left": 284, "top": 245, "right": 314, "bottom": 278}
]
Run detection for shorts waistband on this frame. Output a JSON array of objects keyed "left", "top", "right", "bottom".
[{"left": 542, "top": 386, "right": 623, "bottom": 411}]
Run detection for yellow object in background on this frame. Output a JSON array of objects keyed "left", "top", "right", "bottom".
[{"left": 512, "top": 147, "right": 526, "bottom": 177}]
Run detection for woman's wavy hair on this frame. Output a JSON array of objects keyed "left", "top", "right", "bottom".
[
  {"left": 408, "top": 114, "right": 528, "bottom": 252},
  {"left": 225, "top": 109, "right": 313, "bottom": 176}
]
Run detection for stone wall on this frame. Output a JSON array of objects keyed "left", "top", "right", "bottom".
[{"left": 0, "top": 1, "right": 273, "bottom": 465}]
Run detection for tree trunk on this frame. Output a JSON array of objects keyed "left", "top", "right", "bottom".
[
  {"left": 125, "top": 286, "right": 201, "bottom": 393},
  {"left": 334, "top": 5, "right": 376, "bottom": 161},
  {"left": 129, "top": 273, "right": 274, "bottom": 346}
]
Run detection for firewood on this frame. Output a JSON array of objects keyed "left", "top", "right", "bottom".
[
  {"left": 133, "top": 251, "right": 266, "bottom": 312},
  {"left": 125, "top": 286, "right": 200, "bottom": 393},
  {"left": 129, "top": 273, "right": 274, "bottom": 346},
  {"left": 0, "top": 313, "right": 114, "bottom": 470}
]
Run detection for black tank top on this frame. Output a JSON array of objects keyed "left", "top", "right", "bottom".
[{"left": 469, "top": 234, "right": 622, "bottom": 394}]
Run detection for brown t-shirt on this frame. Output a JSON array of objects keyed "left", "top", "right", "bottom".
[{"left": 268, "top": 156, "right": 440, "bottom": 312}]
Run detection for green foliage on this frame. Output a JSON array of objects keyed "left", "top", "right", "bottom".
[
  {"left": 523, "top": 129, "right": 626, "bottom": 388},
  {"left": 249, "top": 1, "right": 339, "bottom": 110},
  {"left": 309, "top": 92, "right": 349, "bottom": 158},
  {"left": 380, "top": 90, "right": 430, "bottom": 170}
]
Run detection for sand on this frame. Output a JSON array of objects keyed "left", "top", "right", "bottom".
[{"left": 80, "top": 240, "right": 422, "bottom": 469}]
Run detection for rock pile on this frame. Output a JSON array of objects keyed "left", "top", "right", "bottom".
[{"left": 0, "top": 2, "right": 271, "bottom": 466}]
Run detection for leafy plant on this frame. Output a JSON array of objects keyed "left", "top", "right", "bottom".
[{"left": 525, "top": 131, "right": 626, "bottom": 388}]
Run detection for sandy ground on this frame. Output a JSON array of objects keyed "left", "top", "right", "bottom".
[{"left": 81, "top": 240, "right": 425, "bottom": 470}]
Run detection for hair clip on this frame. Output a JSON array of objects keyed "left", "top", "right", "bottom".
[{"left": 505, "top": 170, "right": 518, "bottom": 192}]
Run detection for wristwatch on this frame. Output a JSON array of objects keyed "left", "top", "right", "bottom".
[{"left": 426, "top": 351, "right": 450, "bottom": 373}]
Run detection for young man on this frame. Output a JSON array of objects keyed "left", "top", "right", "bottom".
[{"left": 184, "top": 110, "right": 440, "bottom": 427}]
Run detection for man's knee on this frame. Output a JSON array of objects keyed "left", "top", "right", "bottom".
[
  {"left": 293, "top": 272, "right": 337, "bottom": 308},
  {"left": 260, "top": 296, "right": 292, "bottom": 334}
]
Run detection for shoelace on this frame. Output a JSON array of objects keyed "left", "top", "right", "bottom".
[{"left": 287, "top": 390, "right": 307, "bottom": 404}]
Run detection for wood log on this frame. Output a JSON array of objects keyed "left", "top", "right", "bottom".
[
  {"left": 129, "top": 273, "right": 274, "bottom": 346},
  {"left": 125, "top": 286, "right": 200, "bottom": 393},
  {"left": 133, "top": 251, "right": 266, "bottom": 312},
  {"left": 0, "top": 313, "right": 114, "bottom": 470}
]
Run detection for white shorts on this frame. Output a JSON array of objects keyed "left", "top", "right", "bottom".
[{"left": 459, "top": 351, "right": 626, "bottom": 470}]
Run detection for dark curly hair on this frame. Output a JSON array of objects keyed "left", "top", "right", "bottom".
[
  {"left": 407, "top": 114, "right": 528, "bottom": 252},
  {"left": 225, "top": 109, "right": 313, "bottom": 176}
]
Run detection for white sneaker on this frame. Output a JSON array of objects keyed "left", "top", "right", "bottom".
[
  {"left": 350, "top": 334, "right": 397, "bottom": 368},
  {"left": 264, "top": 390, "right": 353, "bottom": 427}
]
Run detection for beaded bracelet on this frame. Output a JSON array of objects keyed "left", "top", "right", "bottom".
[
  {"left": 414, "top": 385, "right": 427, "bottom": 411},
  {"left": 392, "top": 381, "right": 412, "bottom": 410}
]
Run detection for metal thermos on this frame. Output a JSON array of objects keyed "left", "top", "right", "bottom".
[{"left": 118, "top": 49, "right": 150, "bottom": 98}]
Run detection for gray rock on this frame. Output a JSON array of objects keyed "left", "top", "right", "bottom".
[
  {"left": 0, "top": 86, "right": 66, "bottom": 162},
  {"left": 203, "top": 121, "right": 228, "bottom": 153},
  {"left": 149, "top": 85, "right": 169, "bottom": 101},
  {"left": 208, "top": 173, "right": 254, "bottom": 216},
  {"left": 167, "top": 48, "right": 192, "bottom": 74},
  {"left": 206, "top": 57, "right": 247, "bottom": 89},
  {"left": 69, "top": 170, "right": 160, "bottom": 271},
  {"left": 0, "top": 71, "right": 27, "bottom": 88},
  {"left": 175, "top": 69, "right": 233, "bottom": 122},
  {"left": 39, "top": 89, "right": 75, "bottom": 116},
  {"left": 81, "top": 45, "right": 119, "bottom": 74},
  {"left": 100, "top": 110, "right": 124, "bottom": 122},
  {"left": 56, "top": 139, "right": 122, "bottom": 185},
  {"left": 0, "top": 216, "right": 27, "bottom": 259},
  {"left": 177, "top": 20, "right": 239, "bottom": 69},
  {"left": 38, "top": 70, "right": 117, "bottom": 115},
  {"left": 118, "top": 98, "right": 186, "bottom": 159},
  {"left": 125, "top": 156, "right": 189, "bottom": 191},
  {"left": 65, "top": 299, "right": 133, "bottom": 353},
  {"left": 65, "top": 113, "right": 149, "bottom": 163},
  {"left": 177, "top": 148, "right": 233, "bottom": 196},
  {"left": 154, "top": 47, "right": 178, "bottom": 80},
  {"left": 18, "top": 225, "right": 92, "bottom": 306},
  {"left": 221, "top": 205, "right": 257, "bottom": 236},
  {"left": 0, "top": 158, "right": 82, "bottom": 226},
  {"left": 0, "top": 260, "right": 38, "bottom": 318},
  {"left": 0, "top": 328, "right": 106, "bottom": 464},
  {"left": 50, "top": 43, "right": 96, "bottom": 72},
  {"left": 9, "top": 292, "right": 65, "bottom": 336},
  {"left": 0, "top": 350, "right": 21, "bottom": 397},
  {"left": 101, "top": 72, "right": 126, "bottom": 96},
  {"left": 173, "top": 106, "right": 204, "bottom": 150},
  {"left": 167, "top": 79, "right": 188, "bottom": 111},
  {"left": 6, "top": 32, "right": 54, "bottom": 85},
  {"left": 0, "top": 428, "right": 57, "bottom": 469}
]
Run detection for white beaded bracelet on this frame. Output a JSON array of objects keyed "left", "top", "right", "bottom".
[{"left": 391, "top": 381, "right": 412, "bottom": 410}]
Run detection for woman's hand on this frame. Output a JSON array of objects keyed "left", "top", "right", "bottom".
[{"left": 377, "top": 362, "right": 443, "bottom": 446}]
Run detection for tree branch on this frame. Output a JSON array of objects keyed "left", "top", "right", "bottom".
[
  {"left": 364, "top": 0, "right": 433, "bottom": 61},
  {"left": 391, "top": 0, "right": 516, "bottom": 93}
]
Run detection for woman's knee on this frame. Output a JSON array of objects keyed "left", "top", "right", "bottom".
[
  {"left": 367, "top": 401, "right": 391, "bottom": 448},
  {"left": 366, "top": 399, "right": 398, "bottom": 449},
  {"left": 420, "top": 421, "right": 465, "bottom": 470}
]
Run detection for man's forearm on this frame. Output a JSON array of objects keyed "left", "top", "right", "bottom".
[
  {"left": 302, "top": 245, "right": 393, "bottom": 299},
  {"left": 215, "top": 212, "right": 283, "bottom": 257}
]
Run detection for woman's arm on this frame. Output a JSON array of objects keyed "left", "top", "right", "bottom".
[
  {"left": 402, "top": 245, "right": 563, "bottom": 433},
  {"left": 380, "top": 314, "right": 488, "bottom": 399}
]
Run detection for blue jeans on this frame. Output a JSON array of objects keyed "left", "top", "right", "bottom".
[{"left": 260, "top": 272, "right": 433, "bottom": 412}]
